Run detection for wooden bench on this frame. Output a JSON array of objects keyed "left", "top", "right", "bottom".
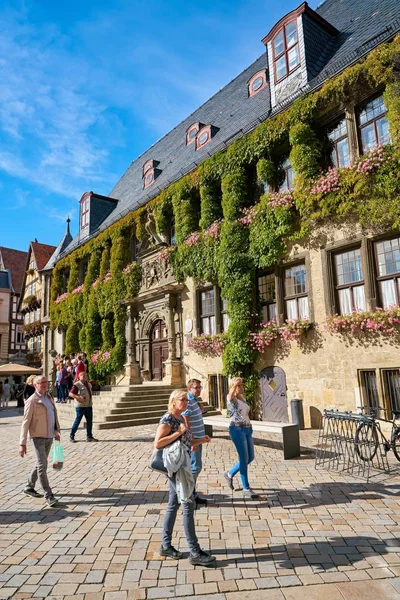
[{"left": 204, "top": 416, "right": 300, "bottom": 460}]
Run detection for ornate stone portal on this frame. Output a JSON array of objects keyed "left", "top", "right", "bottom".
[{"left": 122, "top": 230, "right": 184, "bottom": 386}]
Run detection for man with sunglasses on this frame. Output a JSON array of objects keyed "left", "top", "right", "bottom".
[
  {"left": 19, "top": 376, "right": 60, "bottom": 507},
  {"left": 182, "top": 379, "right": 210, "bottom": 507}
]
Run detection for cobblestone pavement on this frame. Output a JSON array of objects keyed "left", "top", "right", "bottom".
[{"left": 1, "top": 404, "right": 400, "bottom": 600}]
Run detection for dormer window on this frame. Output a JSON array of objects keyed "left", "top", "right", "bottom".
[
  {"left": 273, "top": 20, "right": 300, "bottom": 82},
  {"left": 186, "top": 123, "right": 201, "bottom": 145},
  {"left": 80, "top": 193, "right": 90, "bottom": 230},
  {"left": 196, "top": 125, "right": 212, "bottom": 150},
  {"left": 248, "top": 70, "right": 267, "bottom": 97},
  {"left": 142, "top": 159, "right": 159, "bottom": 188}
]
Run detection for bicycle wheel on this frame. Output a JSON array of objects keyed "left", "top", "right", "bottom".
[
  {"left": 391, "top": 430, "right": 400, "bottom": 462},
  {"left": 354, "top": 422, "right": 379, "bottom": 461}
]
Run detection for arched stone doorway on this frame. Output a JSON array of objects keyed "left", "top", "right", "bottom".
[{"left": 150, "top": 319, "right": 168, "bottom": 380}]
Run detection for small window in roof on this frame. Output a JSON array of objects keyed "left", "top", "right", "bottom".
[
  {"left": 248, "top": 70, "right": 267, "bottom": 97},
  {"left": 144, "top": 170, "right": 154, "bottom": 188},
  {"left": 143, "top": 160, "right": 154, "bottom": 176},
  {"left": 273, "top": 20, "right": 300, "bottom": 83},
  {"left": 186, "top": 123, "right": 200, "bottom": 145},
  {"left": 195, "top": 125, "right": 212, "bottom": 150}
]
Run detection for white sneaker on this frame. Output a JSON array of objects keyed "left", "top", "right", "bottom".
[
  {"left": 243, "top": 488, "right": 260, "bottom": 499},
  {"left": 46, "top": 495, "right": 58, "bottom": 507}
]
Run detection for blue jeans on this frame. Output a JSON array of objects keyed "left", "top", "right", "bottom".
[
  {"left": 70, "top": 406, "right": 93, "bottom": 439},
  {"left": 228, "top": 425, "right": 254, "bottom": 489},
  {"left": 190, "top": 444, "right": 203, "bottom": 497},
  {"left": 59, "top": 384, "right": 68, "bottom": 402},
  {"left": 162, "top": 475, "right": 200, "bottom": 555}
]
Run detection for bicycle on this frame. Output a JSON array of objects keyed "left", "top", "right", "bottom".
[{"left": 354, "top": 406, "right": 400, "bottom": 462}]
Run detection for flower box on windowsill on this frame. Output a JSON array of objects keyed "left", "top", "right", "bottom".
[
  {"left": 187, "top": 333, "right": 228, "bottom": 358},
  {"left": 326, "top": 306, "right": 400, "bottom": 335}
]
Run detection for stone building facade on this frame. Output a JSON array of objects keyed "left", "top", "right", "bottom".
[{"left": 44, "top": 0, "right": 400, "bottom": 427}]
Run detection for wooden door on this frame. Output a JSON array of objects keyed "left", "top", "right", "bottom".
[
  {"left": 260, "top": 366, "right": 288, "bottom": 422},
  {"left": 151, "top": 320, "right": 168, "bottom": 380}
]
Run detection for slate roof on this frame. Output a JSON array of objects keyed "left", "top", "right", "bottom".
[
  {"left": 42, "top": 220, "right": 73, "bottom": 271},
  {"left": 0, "top": 247, "right": 28, "bottom": 295},
  {"left": 59, "top": 0, "right": 400, "bottom": 259},
  {"left": 31, "top": 242, "right": 57, "bottom": 271}
]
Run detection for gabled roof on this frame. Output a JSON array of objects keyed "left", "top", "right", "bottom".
[
  {"left": 31, "top": 242, "right": 57, "bottom": 271},
  {"left": 42, "top": 219, "right": 73, "bottom": 271},
  {"left": 0, "top": 247, "right": 28, "bottom": 295},
  {"left": 58, "top": 0, "right": 400, "bottom": 260}
]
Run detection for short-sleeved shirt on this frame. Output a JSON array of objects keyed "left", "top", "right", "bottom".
[
  {"left": 181, "top": 393, "right": 205, "bottom": 439},
  {"left": 159, "top": 412, "right": 192, "bottom": 453},
  {"left": 227, "top": 395, "right": 251, "bottom": 427}
]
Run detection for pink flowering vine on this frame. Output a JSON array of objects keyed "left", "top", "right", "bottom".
[
  {"left": 203, "top": 220, "right": 221, "bottom": 239},
  {"left": 187, "top": 334, "right": 227, "bottom": 358},
  {"left": 184, "top": 231, "right": 201, "bottom": 247},
  {"left": 54, "top": 292, "right": 68, "bottom": 304},
  {"left": 92, "top": 278, "right": 100, "bottom": 289},
  {"left": 268, "top": 191, "right": 294, "bottom": 209},
  {"left": 250, "top": 318, "right": 312, "bottom": 352},
  {"left": 123, "top": 263, "right": 136, "bottom": 275},
  {"left": 326, "top": 306, "right": 400, "bottom": 335},
  {"left": 356, "top": 144, "right": 388, "bottom": 174},
  {"left": 238, "top": 206, "right": 258, "bottom": 226},
  {"left": 103, "top": 271, "right": 112, "bottom": 283},
  {"left": 71, "top": 284, "right": 84, "bottom": 295},
  {"left": 311, "top": 167, "right": 340, "bottom": 195}
]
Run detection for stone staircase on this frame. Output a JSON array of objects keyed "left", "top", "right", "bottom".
[{"left": 55, "top": 384, "right": 220, "bottom": 430}]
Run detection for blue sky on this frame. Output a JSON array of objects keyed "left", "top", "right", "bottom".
[{"left": 0, "top": 0, "right": 319, "bottom": 252}]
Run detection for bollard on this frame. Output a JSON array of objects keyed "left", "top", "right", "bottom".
[{"left": 291, "top": 399, "right": 305, "bottom": 430}]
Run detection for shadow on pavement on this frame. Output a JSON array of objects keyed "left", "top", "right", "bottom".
[
  {"left": 0, "top": 509, "right": 87, "bottom": 525},
  {"left": 210, "top": 534, "right": 400, "bottom": 568}
]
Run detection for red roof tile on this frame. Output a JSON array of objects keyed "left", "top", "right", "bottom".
[
  {"left": 31, "top": 242, "right": 57, "bottom": 271},
  {"left": 0, "top": 247, "right": 28, "bottom": 295}
]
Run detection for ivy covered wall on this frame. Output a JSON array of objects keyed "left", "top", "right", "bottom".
[{"left": 50, "top": 35, "right": 400, "bottom": 382}]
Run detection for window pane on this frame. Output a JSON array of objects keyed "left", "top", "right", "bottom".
[
  {"left": 329, "top": 119, "right": 347, "bottom": 141},
  {"left": 298, "top": 296, "right": 309, "bottom": 319},
  {"left": 273, "top": 30, "right": 284, "bottom": 55},
  {"left": 222, "top": 313, "right": 230, "bottom": 332},
  {"left": 202, "top": 317, "right": 210, "bottom": 335},
  {"left": 285, "top": 22, "right": 297, "bottom": 47},
  {"left": 275, "top": 55, "right": 287, "bottom": 79},
  {"left": 288, "top": 45, "right": 299, "bottom": 71},
  {"left": 338, "top": 288, "right": 352, "bottom": 315},
  {"left": 361, "top": 123, "right": 377, "bottom": 152},
  {"left": 380, "top": 279, "right": 396, "bottom": 308},
  {"left": 336, "top": 137, "right": 350, "bottom": 167},
  {"left": 335, "top": 249, "right": 363, "bottom": 285},
  {"left": 353, "top": 285, "right": 366, "bottom": 311},
  {"left": 258, "top": 273, "right": 276, "bottom": 302},
  {"left": 286, "top": 299, "right": 298, "bottom": 320},
  {"left": 376, "top": 116, "right": 390, "bottom": 145},
  {"left": 201, "top": 289, "right": 215, "bottom": 315},
  {"left": 285, "top": 264, "right": 307, "bottom": 296},
  {"left": 209, "top": 316, "right": 216, "bottom": 335},
  {"left": 376, "top": 238, "right": 400, "bottom": 276},
  {"left": 359, "top": 96, "right": 387, "bottom": 125}
]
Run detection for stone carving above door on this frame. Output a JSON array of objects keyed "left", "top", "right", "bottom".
[{"left": 141, "top": 256, "right": 173, "bottom": 290}]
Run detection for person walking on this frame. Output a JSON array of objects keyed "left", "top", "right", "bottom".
[
  {"left": 19, "top": 375, "right": 61, "bottom": 507},
  {"left": 75, "top": 354, "right": 86, "bottom": 380},
  {"left": 1, "top": 379, "right": 11, "bottom": 410},
  {"left": 55, "top": 364, "right": 63, "bottom": 402},
  {"left": 69, "top": 371, "right": 98, "bottom": 442},
  {"left": 223, "top": 377, "right": 259, "bottom": 498},
  {"left": 182, "top": 379, "right": 208, "bottom": 507},
  {"left": 155, "top": 389, "right": 215, "bottom": 566}
]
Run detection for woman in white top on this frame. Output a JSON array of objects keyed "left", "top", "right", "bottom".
[{"left": 223, "top": 377, "right": 258, "bottom": 498}]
